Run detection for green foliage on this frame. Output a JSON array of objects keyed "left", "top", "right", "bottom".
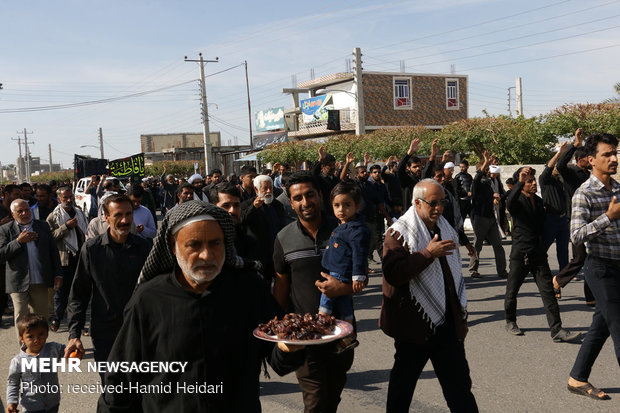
[
  {"left": 257, "top": 103, "right": 620, "bottom": 166},
  {"left": 31, "top": 170, "right": 74, "bottom": 184},
  {"left": 144, "top": 161, "right": 198, "bottom": 178},
  {"left": 544, "top": 103, "right": 620, "bottom": 138}
]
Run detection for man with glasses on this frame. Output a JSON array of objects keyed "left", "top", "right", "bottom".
[{"left": 381, "top": 178, "right": 478, "bottom": 412}]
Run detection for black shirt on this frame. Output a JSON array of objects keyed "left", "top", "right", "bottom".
[
  {"left": 97, "top": 269, "right": 303, "bottom": 413},
  {"left": 557, "top": 145, "right": 590, "bottom": 197},
  {"left": 397, "top": 153, "right": 421, "bottom": 209},
  {"left": 454, "top": 172, "right": 473, "bottom": 200},
  {"left": 506, "top": 182, "right": 546, "bottom": 256},
  {"left": 67, "top": 231, "right": 150, "bottom": 340},
  {"left": 312, "top": 162, "right": 340, "bottom": 217},
  {"left": 539, "top": 166, "right": 570, "bottom": 216},
  {"left": 273, "top": 216, "right": 339, "bottom": 315}
]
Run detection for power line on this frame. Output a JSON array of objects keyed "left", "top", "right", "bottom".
[
  {"left": 462, "top": 42, "right": 620, "bottom": 71},
  {"left": 364, "top": 0, "right": 575, "bottom": 53},
  {"left": 0, "top": 79, "right": 197, "bottom": 113}
]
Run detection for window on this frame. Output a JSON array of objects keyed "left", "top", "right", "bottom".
[
  {"left": 446, "top": 79, "right": 459, "bottom": 110},
  {"left": 393, "top": 77, "right": 412, "bottom": 109}
]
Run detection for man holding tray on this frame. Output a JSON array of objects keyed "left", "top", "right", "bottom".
[{"left": 273, "top": 171, "right": 356, "bottom": 413}]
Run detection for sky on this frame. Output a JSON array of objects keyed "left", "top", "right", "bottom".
[{"left": 1, "top": 0, "right": 619, "bottom": 169}]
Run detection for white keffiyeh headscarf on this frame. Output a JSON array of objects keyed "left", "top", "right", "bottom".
[
  {"left": 52, "top": 204, "right": 88, "bottom": 254},
  {"left": 387, "top": 205, "right": 467, "bottom": 330}
]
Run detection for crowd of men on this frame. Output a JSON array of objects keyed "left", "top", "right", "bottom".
[{"left": 1, "top": 127, "right": 619, "bottom": 411}]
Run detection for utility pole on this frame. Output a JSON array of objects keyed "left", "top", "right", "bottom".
[
  {"left": 11, "top": 136, "right": 23, "bottom": 183},
  {"left": 17, "top": 129, "right": 33, "bottom": 182},
  {"left": 515, "top": 77, "right": 523, "bottom": 116},
  {"left": 507, "top": 87, "right": 515, "bottom": 116},
  {"left": 98, "top": 127, "right": 105, "bottom": 159},
  {"left": 353, "top": 47, "right": 366, "bottom": 135},
  {"left": 244, "top": 61, "right": 253, "bottom": 149},
  {"left": 185, "top": 53, "right": 218, "bottom": 173},
  {"left": 48, "top": 144, "right": 53, "bottom": 172}
]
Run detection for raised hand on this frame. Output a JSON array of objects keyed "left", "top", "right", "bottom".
[
  {"left": 518, "top": 167, "right": 533, "bottom": 183},
  {"left": 574, "top": 128, "right": 585, "bottom": 147},
  {"left": 408, "top": 138, "right": 420, "bottom": 155},
  {"left": 364, "top": 151, "right": 371, "bottom": 165},
  {"left": 345, "top": 152, "right": 355, "bottom": 164},
  {"left": 430, "top": 138, "right": 439, "bottom": 159},
  {"left": 318, "top": 145, "right": 327, "bottom": 161}
]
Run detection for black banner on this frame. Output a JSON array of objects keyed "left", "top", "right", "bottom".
[
  {"left": 109, "top": 153, "right": 145, "bottom": 178},
  {"left": 74, "top": 155, "right": 108, "bottom": 181}
]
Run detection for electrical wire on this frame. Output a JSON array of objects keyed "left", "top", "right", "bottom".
[{"left": 0, "top": 80, "right": 197, "bottom": 114}]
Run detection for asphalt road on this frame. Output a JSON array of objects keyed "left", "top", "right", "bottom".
[{"left": 1, "top": 232, "right": 618, "bottom": 413}]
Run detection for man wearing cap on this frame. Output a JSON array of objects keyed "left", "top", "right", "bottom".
[
  {"left": 97, "top": 201, "right": 304, "bottom": 412},
  {"left": 468, "top": 151, "right": 508, "bottom": 278},
  {"left": 187, "top": 173, "right": 210, "bottom": 203},
  {"left": 443, "top": 161, "right": 458, "bottom": 198}
]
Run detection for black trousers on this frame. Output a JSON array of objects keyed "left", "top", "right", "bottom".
[
  {"left": 295, "top": 345, "right": 354, "bottom": 413},
  {"left": 570, "top": 257, "right": 620, "bottom": 381},
  {"left": 504, "top": 251, "right": 562, "bottom": 336},
  {"left": 555, "top": 242, "right": 595, "bottom": 302},
  {"left": 386, "top": 326, "right": 478, "bottom": 413}
]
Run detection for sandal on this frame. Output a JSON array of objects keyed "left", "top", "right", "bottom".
[
  {"left": 567, "top": 383, "right": 610, "bottom": 400},
  {"left": 552, "top": 276, "right": 561, "bottom": 299}
]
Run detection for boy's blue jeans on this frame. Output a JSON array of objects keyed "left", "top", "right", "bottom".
[{"left": 319, "top": 272, "right": 353, "bottom": 320}]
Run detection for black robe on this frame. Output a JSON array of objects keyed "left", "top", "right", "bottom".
[{"left": 97, "top": 268, "right": 303, "bottom": 412}]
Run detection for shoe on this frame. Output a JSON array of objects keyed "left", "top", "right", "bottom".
[
  {"left": 470, "top": 272, "right": 482, "bottom": 279},
  {"left": 586, "top": 301, "right": 596, "bottom": 307},
  {"left": 553, "top": 329, "right": 581, "bottom": 343},
  {"left": 506, "top": 321, "right": 523, "bottom": 336},
  {"left": 50, "top": 319, "right": 60, "bottom": 332},
  {"left": 567, "top": 383, "right": 610, "bottom": 400},
  {"left": 498, "top": 272, "right": 508, "bottom": 279}
]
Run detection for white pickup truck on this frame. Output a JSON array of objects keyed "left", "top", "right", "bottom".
[{"left": 74, "top": 177, "right": 127, "bottom": 218}]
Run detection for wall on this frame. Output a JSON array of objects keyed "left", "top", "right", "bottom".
[{"left": 363, "top": 72, "right": 467, "bottom": 128}]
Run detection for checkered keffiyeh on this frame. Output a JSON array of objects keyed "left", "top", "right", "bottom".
[
  {"left": 140, "top": 200, "right": 237, "bottom": 282},
  {"left": 387, "top": 205, "right": 467, "bottom": 330}
]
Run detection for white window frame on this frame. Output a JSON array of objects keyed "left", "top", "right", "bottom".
[
  {"left": 446, "top": 78, "right": 459, "bottom": 110},
  {"left": 393, "top": 77, "right": 412, "bottom": 110}
]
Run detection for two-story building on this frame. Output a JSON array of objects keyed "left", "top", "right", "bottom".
[{"left": 282, "top": 70, "right": 468, "bottom": 139}]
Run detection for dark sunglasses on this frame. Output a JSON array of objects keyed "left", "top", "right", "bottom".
[{"left": 418, "top": 198, "right": 448, "bottom": 208}]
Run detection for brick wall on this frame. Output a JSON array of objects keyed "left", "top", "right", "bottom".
[{"left": 363, "top": 73, "right": 467, "bottom": 127}]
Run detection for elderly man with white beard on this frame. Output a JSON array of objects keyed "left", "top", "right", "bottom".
[
  {"left": 240, "top": 174, "right": 286, "bottom": 286},
  {"left": 97, "top": 201, "right": 304, "bottom": 413}
]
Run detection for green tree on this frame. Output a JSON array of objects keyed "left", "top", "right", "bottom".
[{"left": 543, "top": 103, "right": 620, "bottom": 138}]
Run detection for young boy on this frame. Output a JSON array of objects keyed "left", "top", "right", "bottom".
[
  {"left": 320, "top": 181, "right": 371, "bottom": 351},
  {"left": 7, "top": 314, "right": 65, "bottom": 413}
]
